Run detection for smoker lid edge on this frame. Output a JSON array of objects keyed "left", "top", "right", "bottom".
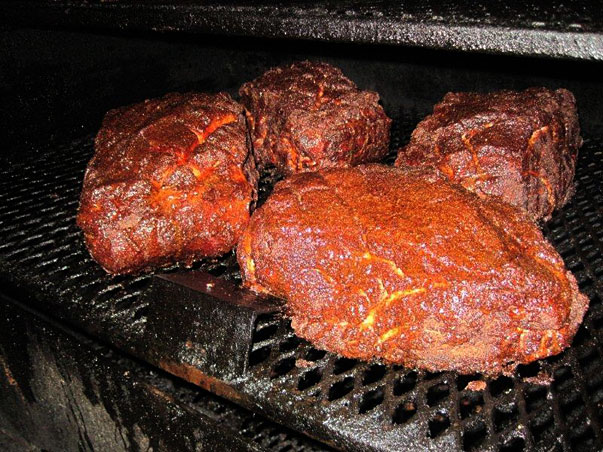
[{"left": 2, "top": 1, "right": 603, "bottom": 61}]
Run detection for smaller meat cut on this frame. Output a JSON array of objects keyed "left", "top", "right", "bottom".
[
  {"left": 77, "top": 92, "right": 257, "bottom": 274},
  {"left": 237, "top": 165, "right": 588, "bottom": 375},
  {"left": 240, "top": 61, "right": 391, "bottom": 175},
  {"left": 395, "top": 88, "right": 582, "bottom": 221}
]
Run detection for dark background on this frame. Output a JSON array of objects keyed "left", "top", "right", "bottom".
[{"left": 2, "top": 27, "right": 602, "bottom": 159}]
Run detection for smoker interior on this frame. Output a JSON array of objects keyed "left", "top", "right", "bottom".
[
  {"left": 1, "top": 26, "right": 603, "bottom": 451},
  {"left": 0, "top": 296, "right": 331, "bottom": 452}
]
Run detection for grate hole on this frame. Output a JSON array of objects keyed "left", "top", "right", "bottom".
[
  {"left": 543, "top": 353, "right": 565, "bottom": 368},
  {"left": 585, "top": 248, "right": 600, "bottom": 261},
  {"left": 572, "top": 326, "right": 591, "bottom": 346},
  {"left": 530, "top": 410, "right": 555, "bottom": 444},
  {"left": 359, "top": 386, "right": 384, "bottom": 414},
  {"left": 560, "top": 391, "right": 585, "bottom": 424},
  {"left": 328, "top": 377, "right": 355, "bottom": 401},
  {"left": 559, "top": 247, "right": 577, "bottom": 260},
  {"left": 94, "top": 285, "right": 125, "bottom": 304},
  {"left": 578, "top": 347, "right": 600, "bottom": 373},
  {"left": 271, "top": 357, "right": 296, "bottom": 379},
  {"left": 459, "top": 393, "right": 484, "bottom": 420},
  {"left": 249, "top": 346, "right": 271, "bottom": 367},
  {"left": 240, "top": 420, "right": 256, "bottom": 438},
  {"left": 578, "top": 277, "right": 594, "bottom": 293},
  {"left": 298, "top": 368, "right": 322, "bottom": 391},
  {"left": 490, "top": 375, "right": 514, "bottom": 397},
  {"left": 279, "top": 336, "right": 301, "bottom": 353},
  {"left": 113, "top": 292, "right": 140, "bottom": 310},
  {"left": 304, "top": 348, "right": 326, "bottom": 362},
  {"left": 424, "top": 371, "right": 443, "bottom": 380},
  {"left": 517, "top": 362, "right": 540, "bottom": 379},
  {"left": 132, "top": 305, "right": 148, "bottom": 322},
  {"left": 206, "top": 265, "right": 227, "bottom": 277},
  {"left": 570, "top": 426, "right": 596, "bottom": 450},
  {"left": 428, "top": 412, "right": 450, "bottom": 438},
  {"left": 553, "top": 366, "right": 573, "bottom": 393},
  {"left": 393, "top": 371, "right": 417, "bottom": 396},
  {"left": 255, "top": 313, "right": 277, "bottom": 329},
  {"left": 427, "top": 383, "right": 450, "bottom": 407},
  {"left": 124, "top": 276, "right": 152, "bottom": 293},
  {"left": 586, "top": 373, "right": 603, "bottom": 404},
  {"left": 525, "top": 386, "right": 548, "bottom": 413},
  {"left": 333, "top": 357, "right": 357, "bottom": 375},
  {"left": 462, "top": 420, "right": 487, "bottom": 451},
  {"left": 253, "top": 323, "right": 278, "bottom": 343},
  {"left": 392, "top": 400, "right": 417, "bottom": 425},
  {"left": 493, "top": 403, "right": 519, "bottom": 432},
  {"left": 363, "top": 364, "right": 387, "bottom": 385},
  {"left": 499, "top": 437, "right": 525, "bottom": 452}
]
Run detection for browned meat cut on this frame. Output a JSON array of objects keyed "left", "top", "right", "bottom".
[
  {"left": 239, "top": 61, "right": 391, "bottom": 175},
  {"left": 237, "top": 165, "right": 588, "bottom": 374},
  {"left": 395, "top": 88, "right": 582, "bottom": 221},
  {"left": 77, "top": 92, "right": 257, "bottom": 274}
]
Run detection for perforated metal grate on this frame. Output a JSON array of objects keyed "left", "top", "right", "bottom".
[{"left": 0, "top": 115, "right": 602, "bottom": 451}]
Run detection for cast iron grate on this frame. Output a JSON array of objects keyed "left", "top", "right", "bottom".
[{"left": 0, "top": 114, "right": 602, "bottom": 451}]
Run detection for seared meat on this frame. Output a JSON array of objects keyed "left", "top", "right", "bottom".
[
  {"left": 78, "top": 92, "right": 257, "bottom": 274},
  {"left": 237, "top": 165, "right": 588, "bottom": 374},
  {"left": 395, "top": 88, "right": 582, "bottom": 221},
  {"left": 240, "top": 61, "right": 391, "bottom": 175}
]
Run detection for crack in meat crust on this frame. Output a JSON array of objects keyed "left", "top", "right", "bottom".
[
  {"left": 240, "top": 61, "right": 391, "bottom": 175},
  {"left": 395, "top": 88, "right": 582, "bottom": 221},
  {"left": 77, "top": 92, "right": 258, "bottom": 274},
  {"left": 237, "top": 165, "right": 589, "bottom": 375}
]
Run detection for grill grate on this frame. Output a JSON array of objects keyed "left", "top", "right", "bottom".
[{"left": 0, "top": 114, "right": 602, "bottom": 451}]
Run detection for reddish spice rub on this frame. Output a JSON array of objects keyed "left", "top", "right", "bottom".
[
  {"left": 395, "top": 88, "right": 582, "bottom": 221},
  {"left": 237, "top": 165, "right": 589, "bottom": 375},
  {"left": 240, "top": 61, "right": 391, "bottom": 175},
  {"left": 77, "top": 92, "right": 257, "bottom": 274}
]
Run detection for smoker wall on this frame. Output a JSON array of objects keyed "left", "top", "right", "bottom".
[
  {"left": 0, "top": 296, "right": 262, "bottom": 451},
  {"left": 2, "top": 27, "right": 602, "bottom": 156}
]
